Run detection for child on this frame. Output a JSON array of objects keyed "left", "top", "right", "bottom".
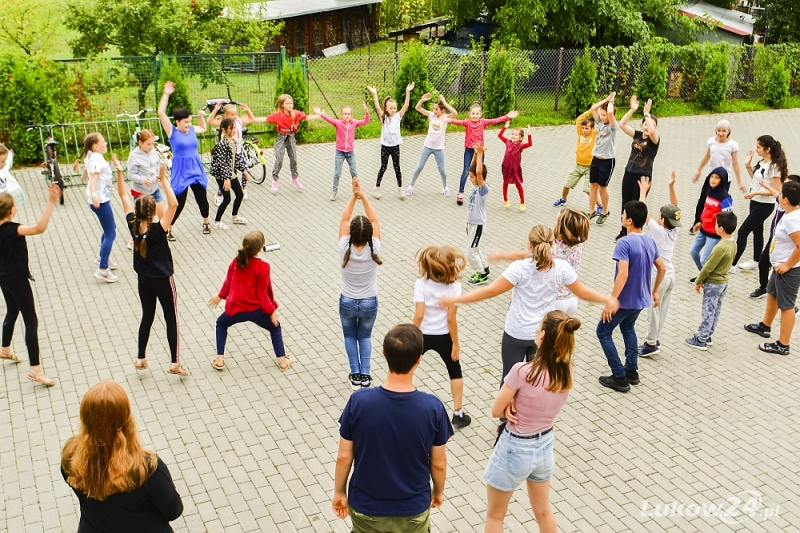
[
  {"left": 412, "top": 245, "right": 470, "bottom": 428},
  {"left": 406, "top": 93, "right": 458, "bottom": 196},
  {"left": 497, "top": 122, "right": 532, "bottom": 212},
  {"left": 313, "top": 103, "right": 371, "bottom": 200},
  {"left": 450, "top": 103, "right": 519, "bottom": 205},
  {"left": 465, "top": 143, "right": 490, "bottom": 285},
  {"left": 689, "top": 167, "right": 733, "bottom": 278},
  {"left": 686, "top": 212, "right": 738, "bottom": 350},
  {"left": 210, "top": 117, "right": 248, "bottom": 229},
  {"left": 209, "top": 231, "right": 289, "bottom": 371},
  {"left": 127, "top": 130, "right": 167, "bottom": 219},
  {"left": 81, "top": 133, "right": 119, "bottom": 282},
  {"left": 0, "top": 146, "right": 25, "bottom": 206},
  {"left": 554, "top": 108, "right": 597, "bottom": 208},
  {"left": 637, "top": 173, "right": 681, "bottom": 357},
  {"left": 207, "top": 101, "right": 257, "bottom": 203},
  {"left": 597, "top": 200, "right": 666, "bottom": 393},
  {"left": 266, "top": 94, "right": 320, "bottom": 192},
  {"left": 368, "top": 83, "right": 414, "bottom": 199},
  {"left": 589, "top": 93, "right": 617, "bottom": 224},
  {"left": 552, "top": 208, "right": 590, "bottom": 317}
]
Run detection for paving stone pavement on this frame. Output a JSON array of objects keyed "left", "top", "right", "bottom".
[{"left": 1, "top": 109, "right": 799, "bottom": 533}]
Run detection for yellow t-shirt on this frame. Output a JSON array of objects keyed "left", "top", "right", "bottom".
[{"left": 575, "top": 111, "right": 598, "bottom": 166}]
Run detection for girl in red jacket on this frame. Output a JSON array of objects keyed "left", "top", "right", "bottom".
[{"left": 209, "top": 231, "right": 289, "bottom": 371}]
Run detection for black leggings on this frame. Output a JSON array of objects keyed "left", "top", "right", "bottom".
[
  {"left": 619, "top": 171, "right": 650, "bottom": 234},
  {"left": 759, "top": 237, "right": 772, "bottom": 290},
  {"left": 1, "top": 280, "right": 39, "bottom": 366},
  {"left": 423, "top": 333, "right": 462, "bottom": 380},
  {"left": 734, "top": 201, "right": 775, "bottom": 265},
  {"left": 500, "top": 331, "right": 537, "bottom": 389},
  {"left": 138, "top": 276, "right": 180, "bottom": 364},
  {"left": 694, "top": 175, "right": 732, "bottom": 225},
  {"left": 172, "top": 183, "right": 210, "bottom": 227},
  {"left": 376, "top": 145, "right": 402, "bottom": 187},
  {"left": 215, "top": 178, "right": 243, "bottom": 221}
]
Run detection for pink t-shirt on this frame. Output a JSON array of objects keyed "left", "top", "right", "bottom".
[{"left": 504, "top": 362, "right": 571, "bottom": 434}]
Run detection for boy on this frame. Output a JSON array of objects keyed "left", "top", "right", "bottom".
[
  {"left": 589, "top": 93, "right": 617, "bottom": 224},
  {"left": 637, "top": 172, "right": 681, "bottom": 357},
  {"left": 689, "top": 167, "right": 733, "bottom": 281},
  {"left": 597, "top": 200, "right": 666, "bottom": 392},
  {"left": 466, "top": 143, "right": 490, "bottom": 285},
  {"left": 686, "top": 211, "right": 738, "bottom": 350},
  {"left": 553, "top": 107, "right": 597, "bottom": 207}
]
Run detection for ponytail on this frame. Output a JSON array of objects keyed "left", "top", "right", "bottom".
[
  {"left": 525, "top": 311, "right": 579, "bottom": 393},
  {"left": 527, "top": 225, "right": 554, "bottom": 271},
  {"left": 758, "top": 135, "right": 789, "bottom": 181},
  {"left": 381, "top": 96, "right": 393, "bottom": 124},
  {"left": 74, "top": 132, "right": 102, "bottom": 172},
  {"left": 342, "top": 216, "right": 382, "bottom": 268},
  {"left": 132, "top": 196, "right": 156, "bottom": 259},
  {"left": 236, "top": 231, "right": 266, "bottom": 270}
]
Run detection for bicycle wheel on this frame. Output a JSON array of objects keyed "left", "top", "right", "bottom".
[
  {"left": 50, "top": 160, "right": 66, "bottom": 205},
  {"left": 243, "top": 142, "right": 266, "bottom": 184}
]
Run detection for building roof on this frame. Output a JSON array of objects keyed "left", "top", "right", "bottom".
[
  {"left": 243, "top": 0, "right": 382, "bottom": 21},
  {"left": 679, "top": 1, "right": 755, "bottom": 36}
]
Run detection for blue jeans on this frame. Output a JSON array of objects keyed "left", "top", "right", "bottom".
[
  {"left": 410, "top": 146, "right": 448, "bottom": 187},
  {"left": 216, "top": 309, "right": 285, "bottom": 357},
  {"left": 90, "top": 201, "right": 116, "bottom": 269},
  {"left": 339, "top": 295, "right": 378, "bottom": 375},
  {"left": 458, "top": 147, "right": 475, "bottom": 194},
  {"left": 690, "top": 232, "right": 720, "bottom": 271},
  {"left": 596, "top": 308, "right": 643, "bottom": 378},
  {"left": 333, "top": 150, "right": 357, "bottom": 192}
]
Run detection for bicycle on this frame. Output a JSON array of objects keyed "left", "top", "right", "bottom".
[
  {"left": 116, "top": 109, "right": 173, "bottom": 172},
  {"left": 204, "top": 98, "right": 268, "bottom": 184},
  {"left": 26, "top": 124, "right": 66, "bottom": 205}
]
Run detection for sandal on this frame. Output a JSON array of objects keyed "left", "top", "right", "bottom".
[
  {"left": 166, "top": 230, "right": 177, "bottom": 242},
  {"left": 0, "top": 350, "right": 21, "bottom": 363},
  {"left": 202, "top": 223, "right": 211, "bottom": 235},
  {"left": 211, "top": 356, "right": 225, "bottom": 371},
  {"left": 134, "top": 358, "right": 148, "bottom": 370},
  {"left": 213, "top": 221, "right": 229, "bottom": 230},
  {"left": 232, "top": 215, "right": 248, "bottom": 225},
  {"left": 27, "top": 372, "right": 55, "bottom": 387},
  {"left": 277, "top": 355, "right": 292, "bottom": 371},
  {"left": 168, "top": 363, "right": 189, "bottom": 376}
]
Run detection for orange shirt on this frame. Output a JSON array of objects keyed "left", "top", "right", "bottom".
[{"left": 575, "top": 111, "right": 597, "bottom": 166}]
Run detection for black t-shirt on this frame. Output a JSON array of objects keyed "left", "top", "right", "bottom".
[
  {"left": 625, "top": 130, "right": 660, "bottom": 176},
  {"left": 127, "top": 213, "right": 174, "bottom": 278},
  {"left": 0, "top": 221, "right": 30, "bottom": 284},
  {"left": 62, "top": 456, "right": 183, "bottom": 533}
]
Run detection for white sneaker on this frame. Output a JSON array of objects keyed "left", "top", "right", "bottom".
[
  {"left": 405, "top": 186, "right": 413, "bottom": 196},
  {"left": 94, "top": 268, "right": 118, "bottom": 283},
  {"left": 729, "top": 265, "right": 737, "bottom": 274},
  {"left": 398, "top": 187, "right": 405, "bottom": 200},
  {"left": 443, "top": 187, "right": 451, "bottom": 197},
  {"left": 330, "top": 192, "right": 337, "bottom": 201},
  {"left": 127, "top": 238, "right": 133, "bottom": 250},
  {"left": 95, "top": 258, "right": 119, "bottom": 270},
  {"left": 374, "top": 187, "right": 381, "bottom": 199},
  {"left": 739, "top": 260, "right": 758, "bottom": 270},
  {"left": 243, "top": 189, "right": 248, "bottom": 200},
  {"left": 214, "top": 192, "right": 223, "bottom": 206}
]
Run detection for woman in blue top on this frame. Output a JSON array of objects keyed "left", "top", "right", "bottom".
[{"left": 157, "top": 81, "right": 210, "bottom": 240}]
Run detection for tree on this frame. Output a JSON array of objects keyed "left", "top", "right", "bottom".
[
  {"left": 636, "top": 55, "right": 668, "bottom": 112},
  {"left": 763, "top": 59, "right": 790, "bottom": 107},
  {"left": 696, "top": 51, "right": 729, "bottom": 110},
  {"left": 754, "top": 0, "right": 800, "bottom": 44},
  {"left": 275, "top": 60, "right": 309, "bottom": 136},
  {"left": 158, "top": 59, "right": 193, "bottom": 116},
  {"left": 394, "top": 40, "right": 431, "bottom": 132},
  {"left": 0, "top": 0, "right": 63, "bottom": 56},
  {"left": 563, "top": 49, "right": 597, "bottom": 118},
  {"left": 484, "top": 44, "right": 515, "bottom": 119}
]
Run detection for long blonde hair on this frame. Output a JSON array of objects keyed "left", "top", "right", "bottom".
[
  {"left": 61, "top": 382, "right": 156, "bottom": 500},
  {"left": 416, "top": 245, "right": 466, "bottom": 284},
  {"left": 525, "top": 311, "right": 580, "bottom": 392},
  {"left": 528, "top": 225, "right": 555, "bottom": 271}
]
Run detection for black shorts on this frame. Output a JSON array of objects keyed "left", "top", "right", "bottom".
[
  {"left": 589, "top": 157, "right": 615, "bottom": 187},
  {"left": 423, "top": 333, "right": 462, "bottom": 380}
]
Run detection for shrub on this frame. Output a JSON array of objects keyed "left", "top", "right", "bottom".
[
  {"left": 763, "top": 59, "right": 790, "bottom": 107},
  {"left": 158, "top": 58, "right": 192, "bottom": 116},
  {"left": 696, "top": 52, "right": 729, "bottom": 110},
  {"left": 275, "top": 59, "right": 309, "bottom": 136},
  {"left": 636, "top": 55, "right": 668, "bottom": 111},
  {"left": 563, "top": 48, "right": 597, "bottom": 118},
  {"left": 484, "top": 44, "right": 516, "bottom": 119},
  {"left": 394, "top": 40, "right": 431, "bottom": 132}
]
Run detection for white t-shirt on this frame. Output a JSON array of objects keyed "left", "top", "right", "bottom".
[
  {"left": 380, "top": 113, "right": 403, "bottom": 147},
  {"left": 339, "top": 236, "right": 382, "bottom": 299},
  {"left": 770, "top": 209, "right": 800, "bottom": 267},
  {"left": 750, "top": 161, "right": 781, "bottom": 204},
  {"left": 413, "top": 278, "right": 461, "bottom": 335},
  {"left": 85, "top": 152, "right": 113, "bottom": 204},
  {"left": 707, "top": 137, "right": 739, "bottom": 178},
  {"left": 647, "top": 219, "right": 678, "bottom": 275},
  {"left": 424, "top": 114, "right": 449, "bottom": 150},
  {"left": 501, "top": 258, "right": 578, "bottom": 340}
]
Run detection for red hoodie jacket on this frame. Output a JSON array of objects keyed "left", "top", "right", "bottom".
[{"left": 218, "top": 257, "right": 278, "bottom": 316}]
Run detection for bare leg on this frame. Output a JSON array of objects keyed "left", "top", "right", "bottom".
[
  {"left": 450, "top": 378, "right": 463, "bottom": 411},
  {"left": 779, "top": 308, "right": 795, "bottom": 345},
  {"left": 588, "top": 183, "right": 599, "bottom": 212},
  {"left": 763, "top": 294, "right": 779, "bottom": 327},
  {"left": 561, "top": 187, "right": 570, "bottom": 201},
  {"left": 599, "top": 186, "right": 610, "bottom": 214},
  {"left": 485, "top": 484, "right": 515, "bottom": 533},
  {"left": 527, "top": 479, "right": 557, "bottom": 533}
]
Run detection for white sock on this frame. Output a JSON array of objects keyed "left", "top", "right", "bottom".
[{"left": 454, "top": 410, "right": 463, "bottom": 417}]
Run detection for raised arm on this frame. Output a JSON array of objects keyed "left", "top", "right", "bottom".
[
  {"left": 239, "top": 103, "right": 256, "bottom": 125},
  {"left": 398, "top": 82, "right": 414, "bottom": 117},
  {"left": 641, "top": 99, "right": 659, "bottom": 145},
  {"left": 473, "top": 143, "right": 485, "bottom": 187},
  {"left": 440, "top": 96, "right": 458, "bottom": 119},
  {"left": 618, "top": 95, "right": 638, "bottom": 138},
  {"left": 206, "top": 102, "right": 223, "bottom": 128},
  {"left": 522, "top": 126, "right": 533, "bottom": 149},
  {"left": 638, "top": 176, "right": 652, "bottom": 224},
  {"left": 313, "top": 106, "right": 337, "bottom": 126},
  {"left": 112, "top": 155, "right": 132, "bottom": 215},
  {"left": 17, "top": 184, "right": 60, "bottom": 236},
  {"left": 157, "top": 82, "right": 175, "bottom": 138},
  {"left": 498, "top": 122, "right": 509, "bottom": 141},
  {"left": 367, "top": 86, "right": 383, "bottom": 120},
  {"left": 358, "top": 181, "right": 380, "bottom": 239},
  {"left": 354, "top": 103, "right": 370, "bottom": 126},
  {"left": 590, "top": 92, "right": 616, "bottom": 122},
  {"left": 339, "top": 179, "right": 359, "bottom": 238},
  {"left": 194, "top": 109, "right": 207, "bottom": 134},
  {"left": 668, "top": 171, "right": 678, "bottom": 205},
  {"left": 415, "top": 93, "right": 432, "bottom": 118},
  {"left": 158, "top": 164, "right": 178, "bottom": 230}
]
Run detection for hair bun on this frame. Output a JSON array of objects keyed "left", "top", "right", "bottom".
[{"left": 565, "top": 317, "right": 582, "bottom": 333}]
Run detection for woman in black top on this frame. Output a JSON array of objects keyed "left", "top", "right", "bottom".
[
  {"left": 62, "top": 381, "right": 183, "bottom": 533},
  {"left": 0, "top": 183, "right": 61, "bottom": 386},
  {"left": 210, "top": 117, "right": 249, "bottom": 229},
  {"left": 112, "top": 156, "right": 188, "bottom": 376}
]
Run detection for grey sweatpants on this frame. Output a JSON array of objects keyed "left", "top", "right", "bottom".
[{"left": 272, "top": 133, "right": 298, "bottom": 180}]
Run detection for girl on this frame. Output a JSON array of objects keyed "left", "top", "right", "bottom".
[
  {"left": 113, "top": 155, "right": 187, "bottom": 376},
  {"left": 62, "top": 381, "right": 183, "bottom": 532},
  {"left": 412, "top": 245, "right": 470, "bottom": 428},
  {"left": 450, "top": 102, "right": 519, "bottom": 205},
  {"left": 732, "top": 135, "right": 788, "bottom": 271},
  {"left": 207, "top": 101, "right": 257, "bottom": 203},
  {"left": 127, "top": 130, "right": 167, "bottom": 219},
  {"left": 406, "top": 93, "right": 458, "bottom": 197},
  {"left": 498, "top": 122, "right": 532, "bottom": 212},
  {"left": 339, "top": 178, "right": 381, "bottom": 390},
  {"left": 0, "top": 184, "right": 60, "bottom": 387},
  {"left": 443, "top": 225, "right": 616, "bottom": 387},
  {"left": 313, "top": 103, "right": 371, "bottom": 200},
  {"left": 552, "top": 209, "right": 590, "bottom": 316},
  {"left": 367, "top": 83, "right": 414, "bottom": 199},
  {"left": 82, "top": 133, "right": 118, "bottom": 283},
  {"left": 210, "top": 117, "right": 248, "bottom": 229},
  {"left": 209, "top": 231, "right": 289, "bottom": 371},
  {"left": 484, "top": 311, "right": 579, "bottom": 533},
  {"left": 157, "top": 80, "right": 210, "bottom": 239},
  {"left": 0, "top": 144, "right": 25, "bottom": 206},
  {"left": 266, "top": 94, "right": 320, "bottom": 192}
]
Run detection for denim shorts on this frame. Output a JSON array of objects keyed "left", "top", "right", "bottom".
[
  {"left": 131, "top": 188, "right": 165, "bottom": 203},
  {"left": 484, "top": 429, "right": 556, "bottom": 491}
]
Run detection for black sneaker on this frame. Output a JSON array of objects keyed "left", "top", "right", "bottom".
[
  {"left": 689, "top": 277, "right": 697, "bottom": 283},
  {"left": 626, "top": 370, "right": 640, "bottom": 385},
  {"left": 615, "top": 230, "right": 626, "bottom": 241},
  {"left": 596, "top": 213, "right": 609, "bottom": 225},
  {"left": 744, "top": 322, "right": 771, "bottom": 338},
  {"left": 348, "top": 373, "right": 362, "bottom": 391},
  {"left": 750, "top": 287, "right": 767, "bottom": 299},
  {"left": 360, "top": 374, "right": 372, "bottom": 388},
  {"left": 589, "top": 210, "right": 599, "bottom": 219},
  {"left": 598, "top": 375, "right": 630, "bottom": 392},
  {"left": 451, "top": 412, "right": 472, "bottom": 428},
  {"left": 758, "top": 341, "right": 790, "bottom": 355}
]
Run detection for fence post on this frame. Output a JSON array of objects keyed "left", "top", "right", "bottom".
[
  {"left": 553, "top": 47, "right": 564, "bottom": 112},
  {"left": 278, "top": 46, "right": 286, "bottom": 78},
  {"left": 301, "top": 54, "right": 308, "bottom": 82},
  {"left": 154, "top": 52, "right": 165, "bottom": 105}
]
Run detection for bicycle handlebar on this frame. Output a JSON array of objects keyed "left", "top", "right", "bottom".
[{"left": 115, "top": 109, "right": 154, "bottom": 119}]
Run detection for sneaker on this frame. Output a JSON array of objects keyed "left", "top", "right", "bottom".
[
  {"left": 758, "top": 341, "right": 790, "bottom": 355},
  {"left": 360, "top": 374, "right": 372, "bottom": 388},
  {"left": 750, "top": 287, "right": 768, "bottom": 299},
  {"left": 374, "top": 187, "right": 381, "bottom": 199},
  {"left": 467, "top": 272, "right": 489, "bottom": 285},
  {"left": 451, "top": 412, "right": 472, "bottom": 429},
  {"left": 706, "top": 337, "right": 713, "bottom": 346},
  {"left": 596, "top": 205, "right": 603, "bottom": 215},
  {"left": 553, "top": 198, "right": 566, "bottom": 207},
  {"left": 398, "top": 187, "right": 405, "bottom": 200},
  {"left": 215, "top": 192, "right": 223, "bottom": 206},
  {"left": 291, "top": 177, "right": 303, "bottom": 190},
  {"left": 638, "top": 342, "right": 660, "bottom": 357},
  {"left": 443, "top": 187, "right": 451, "bottom": 197},
  {"left": 127, "top": 238, "right": 134, "bottom": 250},
  {"left": 94, "top": 268, "right": 118, "bottom": 283},
  {"left": 95, "top": 258, "right": 119, "bottom": 270},
  {"left": 456, "top": 192, "right": 464, "bottom": 205},
  {"left": 504, "top": 200, "right": 510, "bottom": 209},
  {"left": 689, "top": 277, "right": 697, "bottom": 283},
  {"left": 744, "top": 322, "right": 771, "bottom": 338},
  {"left": 598, "top": 375, "right": 630, "bottom": 392},
  {"left": 685, "top": 335, "right": 707, "bottom": 351},
  {"left": 626, "top": 370, "right": 640, "bottom": 386},
  {"left": 739, "top": 260, "right": 758, "bottom": 270},
  {"left": 729, "top": 265, "right": 737, "bottom": 274},
  {"left": 213, "top": 221, "right": 229, "bottom": 229},
  {"left": 589, "top": 210, "right": 599, "bottom": 219},
  {"left": 271, "top": 180, "right": 278, "bottom": 193},
  {"left": 519, "top": 204, "right": 526, "bottom": 213},
  {"left": 243, "top": 189, "right": 248, "bottom": 200},
  {"left": 596, "top": 213, "right": 609, "bottom": 225},
  {"left": 405, "top": 186, "right": 414, "bottom": 196},
  {"left": 330, "top": 191, "right": 337, "bottom": 201},
  {"left": 689, "top": 227, "right": 697, "bottom": 236},
  {"left": 166, "top": 230, "right": 177, "bottom": 242},
  {"left": 348, "top": 373, "right": 361, "bottom": 391}
]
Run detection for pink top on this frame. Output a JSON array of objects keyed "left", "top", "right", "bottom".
[
  {"left": 449, "top": 115, "right": 508, "bottom": 148},
  {"left": 320, "top": 112, "right": 370, "bottom": 152},
  {"left": 504, "top": 361, "right": 571, "bottom": 434}
]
